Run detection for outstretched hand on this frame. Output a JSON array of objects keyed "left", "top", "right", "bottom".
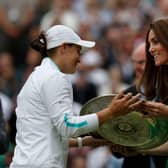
[
  {"left": 82, "top": 136, "right": 113, "bottom": 147},
  {"left": 108, "top": 92, "right": 143, "bottom": 117},
  {"left": 82, "top": 136, "right": 139, "bottom": 156},
  {"left": 131, "top": 101, "right": 168, "bottom": 118},
  {"left": 110, "top": 144, "right": 139, "bottom": 157}
]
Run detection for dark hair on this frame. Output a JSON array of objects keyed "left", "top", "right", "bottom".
[
  {"left": 30, "top": 32, "right": 47, "bottom": 56},
  {"left": 137, "top": 18, "right": 168, "bottom": 103}
]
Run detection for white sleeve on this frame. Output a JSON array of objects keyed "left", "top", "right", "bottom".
[{"left": 41, "top": 74, "right": 99, "bottom": 138}]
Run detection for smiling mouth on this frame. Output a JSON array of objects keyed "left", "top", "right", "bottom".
[{"left": 153, "top": 55, "right": 159, "bottom": 60}]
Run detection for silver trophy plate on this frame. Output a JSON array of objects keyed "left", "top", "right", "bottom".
[{"left": 80, "top": 94, "right": 168, "bottom": 150}]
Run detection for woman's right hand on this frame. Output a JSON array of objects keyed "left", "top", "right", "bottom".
[
  {"left": 97, "top": 92, "right": 143, "bottom": 125},
  {"left": 108, "top": 92, "right": 142, "bottom": 117}
]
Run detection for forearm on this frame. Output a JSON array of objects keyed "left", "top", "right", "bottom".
[
  {"left": 69, "top": 136, "right": 95, "bottom": 147},
  {"left": 69, "top": 136, "right": 139, "bottom": 157},
  {"left": 141, "top": 141, "right": 168, "bottom": 156},
  {"left": 96, "top": 108, "right": 111, "bottom": 126},
  {"left": 69, "top": 136, "right": 110, "bottom": 148}
]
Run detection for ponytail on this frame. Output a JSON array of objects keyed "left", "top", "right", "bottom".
[{"left": 30, "top": 32, "right": 47, "bottom": 56}]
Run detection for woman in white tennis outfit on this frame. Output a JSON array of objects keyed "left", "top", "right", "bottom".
[{"left": 10, "top": 25, "right": 142, "bottom": 168}]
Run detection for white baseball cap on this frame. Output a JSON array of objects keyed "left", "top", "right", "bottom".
[{"left": 45, "top": 25, "right": 95, "bottom": 49}]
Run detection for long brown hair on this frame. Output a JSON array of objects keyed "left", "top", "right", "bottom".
[{"left": 137, "top": 18, "right": 168, "bottom": 103}]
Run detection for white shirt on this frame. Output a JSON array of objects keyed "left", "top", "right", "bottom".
[{"left": 10, "top": 57, "right": 98, "bottom": 168}]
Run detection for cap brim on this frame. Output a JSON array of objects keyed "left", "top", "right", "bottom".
[{"left": 75, "top": 40, "right": 95, "bottom": 48}]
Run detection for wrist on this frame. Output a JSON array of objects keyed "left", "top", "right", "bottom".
[{"left": 97, "top": 108, "right": 111, "bottom": 125}]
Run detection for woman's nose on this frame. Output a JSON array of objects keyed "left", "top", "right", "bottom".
[{"left": 149, "top": 45, "right": 154, "bottom": 54}]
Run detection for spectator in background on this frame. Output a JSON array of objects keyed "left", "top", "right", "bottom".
[
  {"left": 0, "top": 98, "right": 13, "bottom": 168},
  {"left": 0, "top": 92, "right": 13, "bottom": 122},
  {"left": 132, "top": 42, "right": 146, "bottom": 81},
  {"left": 117, "top": 24, "right": 135, "bottom": 84},
  {"left": 40, "top": 0, "right": 79, "bottom": 31},
  {"left": 0, "top": 52, "right": 20, "bottom": 101},
  {"left": 124, "top": 42, "right": 146, "bottom": 94},
  {"left": 101, "top": 22, "right": 135, "bottom": 84},
  {"left": 72, "top": 71, "right": 98, "bottom": 105},
  {"left": 0, "top": 0, "right": 37, "bottom": 66},
  {"left": 0, "top": 53, "right": 16, "bottom": 168},
  {"left": 0, "top": 99, "right": 8, "bottom": 154},
  {"left": 20, "top": 48, "right": 42, "bottom": 85},
  {"left": 99, "top": 65, "right": 129, "bottom": 96},
  {"left": 102, "top": 22, "right": 123, "bottom": 69},
  {"left": 79, "top": 49, "right": 109, "bottom": 94}
]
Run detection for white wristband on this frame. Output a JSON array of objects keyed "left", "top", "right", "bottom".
[{"left": 77, "top": 137, "right": 83, "bottom": 148}]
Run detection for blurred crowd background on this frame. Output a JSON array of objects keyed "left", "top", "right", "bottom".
[{"left": 0, "top": 0, "right": 168, "bottom": 167}]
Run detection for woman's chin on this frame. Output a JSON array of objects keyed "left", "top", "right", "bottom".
[{"left": 154, "top": 61, "right": 161, "bottom": 66}]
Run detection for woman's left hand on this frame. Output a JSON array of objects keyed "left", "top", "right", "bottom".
[
  {"left": 132, "top": 101, "right": 168, "bottom": 118},
  {"left": 145, "top": 101, "right": 168, "bottom": 117},
  {"left": 82, "top": 136, "right": 113, "bottom": 147},
  {"left": 110, "top": 144, "right": 139, "bottom": 157},
  {"left": 82, "top": 136, "right": 138, "bottom": 156}
]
